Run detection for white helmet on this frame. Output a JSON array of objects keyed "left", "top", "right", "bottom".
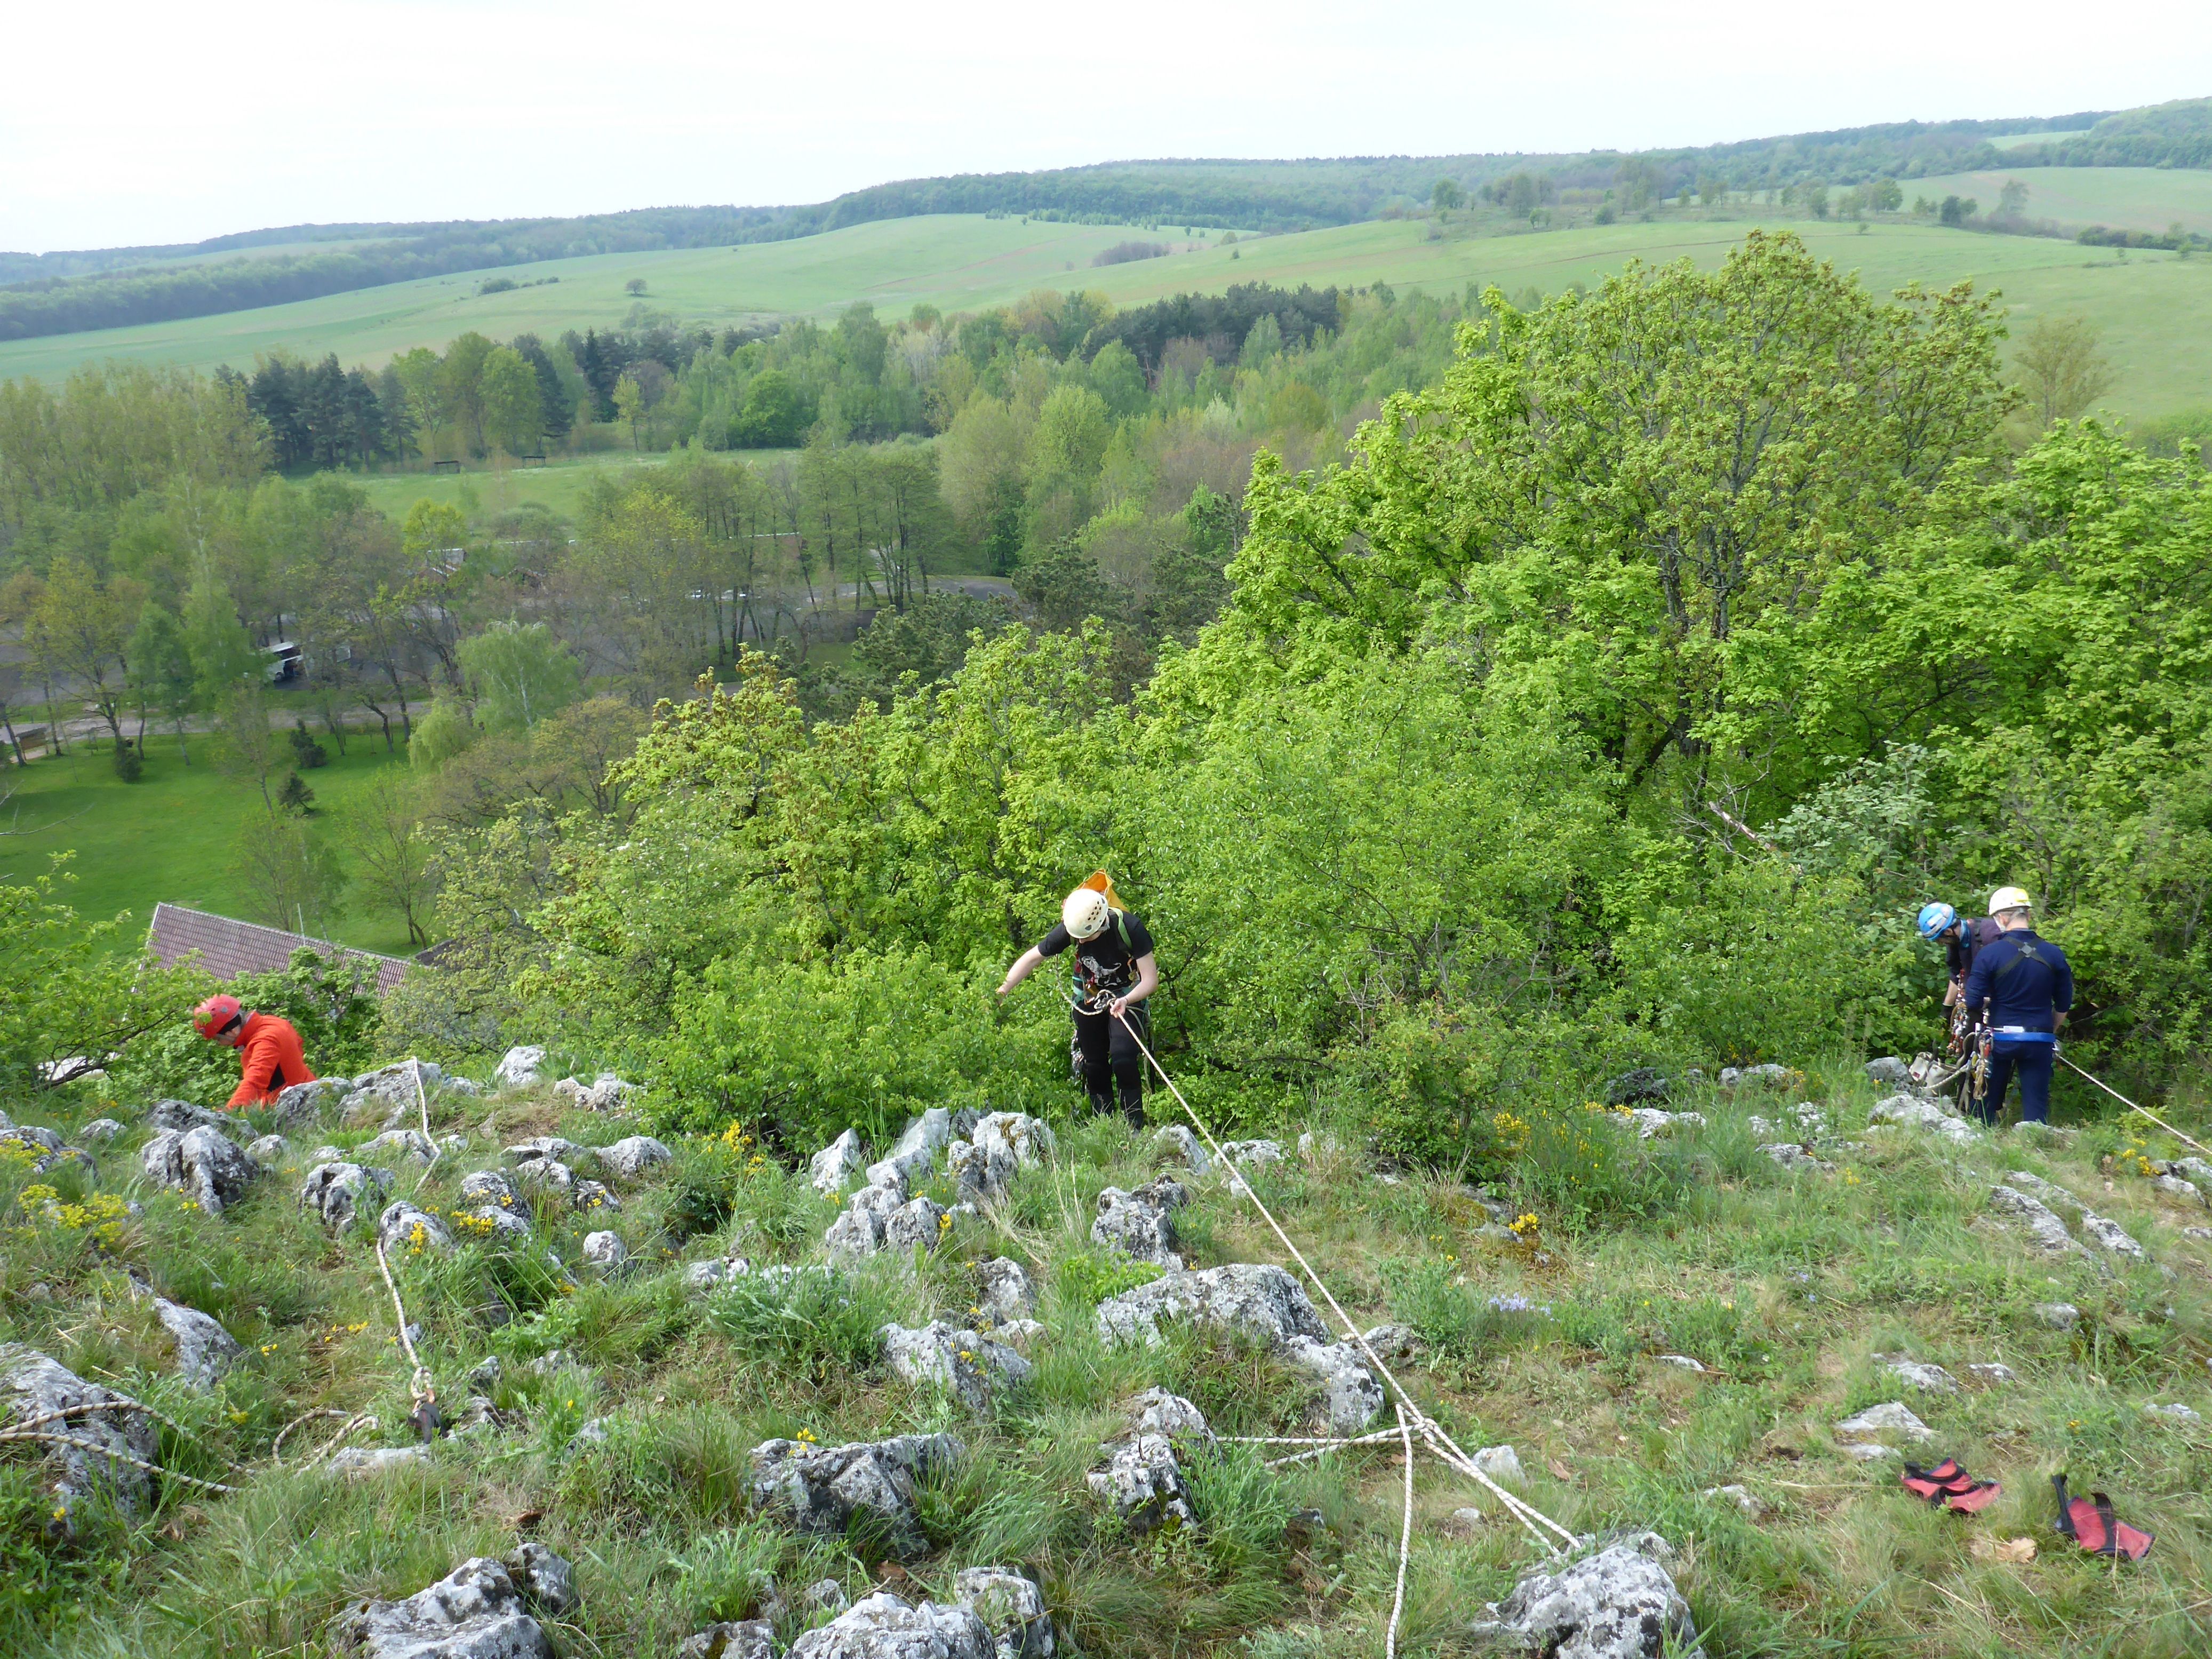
[
  {"left": 1988, "top": 885, "right": 2033, "bottom": 916},
  {"left": 1062, "top": 886, "right": 1113, "bottom": 941}
]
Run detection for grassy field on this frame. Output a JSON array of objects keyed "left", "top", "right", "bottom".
[
  {"left": 0, "top": 741, "right": 419, "bottom": 959},
  {"left": 1907, "top": 168, "right": 2212, "bottom": 236},
  {"left": 352, "top": 448, "right": 793, "bottom": 525},
  {"left": 9, "top": 209, "right": 2212, "bottom": 421}
]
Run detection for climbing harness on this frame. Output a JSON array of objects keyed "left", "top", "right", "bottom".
[
  {"left": 2052, "top": 1474, "right": 2154, "bottom": 1560},
  {"left": 1112, "top": 1008, "right": 1582, "bottom": 1557},
  {"left": 1901, "top": 1459, "right": 2001, "bottom": 1514}
]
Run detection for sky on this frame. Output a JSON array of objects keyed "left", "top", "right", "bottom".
[{"left": 5, "top": 0, "right": 2211, "bottom": 253}]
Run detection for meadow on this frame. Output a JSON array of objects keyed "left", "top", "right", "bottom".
[
  {"left": 9, "top": 202, "right": 2212, "bottom": 421},
  {"left": 1905, "top": 166, "right": 2212, "bottom": 235},
  {"left": 0, "top": 741, "right": 420, "bottom": 958}
]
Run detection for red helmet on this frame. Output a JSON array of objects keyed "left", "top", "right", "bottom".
[{"left": 193, "top": 994, "right": 244, "bottom": 1041}]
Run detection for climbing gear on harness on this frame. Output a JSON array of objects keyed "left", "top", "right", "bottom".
[
  {"left": 2053, "top": 1474, "right": 2154, "bottom": 1559},
  {"left": 1917, "top": 901, "right": 1958, "bottom": 940},
  {"left": 1987, "top": 884, "right": 2032, "bottom": 916},
  {"left": 1902, "top": 1459, "right": 2002, "bottom": 1513}
]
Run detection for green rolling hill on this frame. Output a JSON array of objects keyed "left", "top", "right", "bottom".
[{"left": 6, "top": 210, "right": 2209, "bottom": 422}]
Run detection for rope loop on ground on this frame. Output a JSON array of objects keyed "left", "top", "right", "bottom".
[{"left": 1114, "top": 1010, "right": 1580, "bottom": 1556}]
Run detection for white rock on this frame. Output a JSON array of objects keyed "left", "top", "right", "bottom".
[
  {"left": 325, "top": 1445, "right": 429, "bottom": 1479},
  {"left": 677, "top": 1620, "right": 773, "bottom": 1659},
  {"left": 972, "top": 1111, "right": 1056, "bottom": 1169},
  {"left": 490, "top": 1046, "right": 548, "bottom": 1091},
  {"left": 1128, "top": 1386, "right": 1212, "bottom": 1442},
  {"left": 1472, "top": 1444, "right": 1525, "bottom": 1486},
  {"left": 461, "top": 1169, "right": 523, "bottom": 1211},
  {"left": 2143, "top": 1400, "right": 2202, "bottom": 1424},
  {"left": 1870, "top": 1094, "right": 1978, "bottom": 1144},
  {"left": 1219, "top": 1139, "right": 1286, "bottom": 1170},
  {"left": 1965, "top": 1362, "right": 2017, "bottom": 1385},
  {"left": 1988, "top": 1186, "right": 2081, "bottom": 1255},
  {"left": 78, "top": 1118, "right": 125, "bottom": 1144},
  {"left": 1878, "top": 1355, "right": 1958, "bottom": 1393},
  {"left": 150, "top": 1301, "right": 243, "bottom": 1389},
  {"left": 1865, "top": 1057, "right": 1913, "bottom": 1087},
  {"left": 952, "top": 1567, "right": 1053, "bottom": 1659},
  {"left": 328, "top": 1554, "right": 552, "bottom": 1657},
  {"left": 582, "top": 1231, "right": 627, "bottom": 1269},
  {"left": 141, "top": 1124, "right": 259, "bottom": 1216},
  {"left": 975, "top": 1257, "right": 1036, "bottom": 1325},
  {"left": 2002, "top": 1169, "right": 2083, "bottom": 1214},
  {"left": 1090, "top": 1178, "right": 1188, "bottom": 1268},
  {"left": 2033, "top": 1302, "right": 2080, "bottom": 1330},
  {"left": 505, "top": 1136, "right": 593, "bottom": 1171},
  {"left": 1834, "top": 1400, "right": 1935, "bottom": 1445},
  {"left": 1152, "top": 1124, "right": 1211, "bottom": 1174},
  {"left": 362, "top": 1128, "right": 436, "bottom": 1166},
  {"left": 246, "top": 1133, "right": 291, "bottom": 1167},
  {"left": 810, "top": 1129, "right": 869, "bottom": 1194},
  {"left": 748, "top": 1432, "right": 964, "bottom": 1560},
  {"left": 948, "top": 1137, "right": 1018, "bottom": 1206},
  {"left": 788, "top": 1592, "right": 993, "bottom": 1659},
  {"left": 1704, "top": 1483, "right": 1769, "bottom": 1520},
  {"left": 1095, "top": 1262, "right": 1329, "bottom": 1349},
  {"left": 1280, "top": 1336, "right": 1384, "bottom": 1432},
  {"left": 1, "top": 1344, "right": 161, "bottom": 1510},
  {"left": 2152, "top": 1174, "right": 2209, "bottom": 1206},
  {"left": 2080, "top": 1213, "right": 2147, "bottom": 1261},
  {"left": 378, "top": 1200, "right": 453, "bottom": 1255},
  {"left": 880, "top": 1321, "right": 1032, "bottom": 1412},
  {"left": 599, "top": 1136, "right": 671, "bottom": 1179},
  {"left": 298, "top": 1161, "right": 393, "bottom": 1231},
  {"left": 1085, "top": 1434, "right": 1193, "bottom": 1532},
  {"left": 1473, "top": 1531, "right": 1695, "bottom": 1659},
  {"left": 1615, "top": 1108, "right": 1707, "bottom": 1140},
  {"left": 1845, "top": 1443, "right": 1899, "bottom": 1461},
  {"left": 1656, "top": 1354, "right": 1707, "bottom": 1373}
]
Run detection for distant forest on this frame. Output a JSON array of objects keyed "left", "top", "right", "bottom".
[{"left": 5, "top": 98, "right": 2208, "bottom": 344}]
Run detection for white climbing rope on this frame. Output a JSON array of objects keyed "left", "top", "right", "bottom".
[
  {"left": 1115, "top": 1010, "right": 1581, "bottom": 1555},
  {"left": 373, "top": 1234, "right": 437, "bottom": 1422},
  {"left": 0, "top": 1427, "right": 241, "bottom": 1493},
  {"left": 1387, "top": 1402, "right": 1415, "bottom": 1659},
  {"left": 411, "top": 1057, "right": 443, "bottom": 1187},
  {"left": 2057, "top": 1055, "right": 2211, "bottom": 1157}
]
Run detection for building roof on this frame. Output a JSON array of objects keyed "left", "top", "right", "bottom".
[{"left": 147, "top": 903, "right": 415, "bottom": 996}]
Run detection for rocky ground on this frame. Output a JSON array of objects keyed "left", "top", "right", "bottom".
[{"left": 2, "top": 1053, "right": 2209, "bottom": 1656}]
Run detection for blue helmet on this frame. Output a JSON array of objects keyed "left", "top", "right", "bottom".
[{"left": 1916, "top": 901, "right": 1958, "bottom": 941}]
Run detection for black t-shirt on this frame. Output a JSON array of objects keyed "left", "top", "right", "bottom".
[{"left": 1038, "top": 910, "right": 1154, "bottom": 1002}]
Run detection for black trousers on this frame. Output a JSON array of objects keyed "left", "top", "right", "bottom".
[
  {"left": 1073, "top": 1003, "right": 1147, "bottom": 1125},
  {"left": 1977, "top": 1042, "right": 2054, "bottom": 1125}
]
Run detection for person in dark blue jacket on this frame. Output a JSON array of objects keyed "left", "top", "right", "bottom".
[{"left": 1960, "top": 886, "right": 2073, "bottom": 1126}]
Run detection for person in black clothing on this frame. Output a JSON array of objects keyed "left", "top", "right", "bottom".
[
  {"left": 999, "top": 881, "right": 1159, "bottom": 1126},
  {"left": 1961, "top": 885, "right": 2073, "bottom": 1126}
]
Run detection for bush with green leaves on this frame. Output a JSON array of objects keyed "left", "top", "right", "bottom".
[{"left": 106, "top": 945, "right": 383, "bottom": 1108}]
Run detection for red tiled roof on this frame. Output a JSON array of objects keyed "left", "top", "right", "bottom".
[{"left": 146, "top": 903, "right": 414, "bottom": 996}]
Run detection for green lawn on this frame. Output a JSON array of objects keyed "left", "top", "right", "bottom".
[
  {"left": 0, "top": 740, "right": 420, "bottom": 959},
  {"left": 1905, "top": 166, "right": 2212, "bottom": 236},
  {"left": 352, "top": 449, "right": 801, "bottom": 525}
]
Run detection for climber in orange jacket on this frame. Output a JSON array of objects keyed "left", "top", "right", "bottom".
[{"left": 193, "top": 994, "right": 315, "bottom": 1109}]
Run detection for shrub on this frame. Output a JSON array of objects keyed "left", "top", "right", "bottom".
[
  {"left": 704, "top": 1264, "right": 899, "bottom": 1377},
  {"left": 111, "top": 740, "right": 142, "bottom": 781}
]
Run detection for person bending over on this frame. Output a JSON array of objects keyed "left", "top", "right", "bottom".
[
  {"left": 999, "top": 877, "right": 1157, "bottom": 1127},
  {"left": 193, "top": 994, "right": 316, "bottom": 1111}
]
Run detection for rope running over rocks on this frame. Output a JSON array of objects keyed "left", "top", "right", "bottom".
[{"left": 1114, "top": 1010, "right": 1580, "bottom": 1556}]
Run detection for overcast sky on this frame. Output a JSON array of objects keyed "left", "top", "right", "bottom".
[{"left": 5, "top": 0, "right": 2210, "bottom": 253}]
